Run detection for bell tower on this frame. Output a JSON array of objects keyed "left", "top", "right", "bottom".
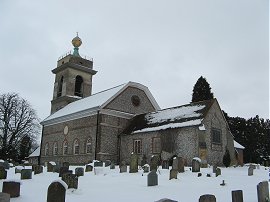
[{"left": 50, "top": 34, "right": 97, "bottom": 114}]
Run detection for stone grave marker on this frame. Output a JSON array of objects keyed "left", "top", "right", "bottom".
[
  {"left": 199, "top": 194, "right": 216, "bottom": 202},
  {"left": 216, "top": 168, "right": 221, "bottom": 177},
  {"left": 169, "top": 169, "right": 178, "bottom": 180},
  {"left": 21, "top": 169, "right": 32, "bottom": 180},
  {"left": 34, "top": 165, "right": 43, "bottom": 175},
  {"left": 231, "top": 190, "right": 243, "bottom": 202},
  {"left": 198, "top": 173, "right": 202, "bottom": 177},
  {"left": 147, "top": 170, "right": 158, "bottom": 186},
  {"left": 0, "top": 166, "right": 7, "bottom": 179},
  {"left": 47, "top": 181, "right": 67, "bottom": 202},
  {"left": 0, "top": 192, "right": 10, "bottom": 202},
  {"left": 120, "top": 164, "right": 127, "bottom": 173},
  {"left": 104, "top": 160, "right": 111, "bottom": 167},
  {"left": 110, "top": 163, "right": 115, "bottom": 169},
  {"left": 94, "top": 161, "right": 103, "bottom": 167},
  {"left": 150, "top": 155, "right": 159, "bottom": 171},
  {"left": 172, "top": 157, "right": 178, "bottom": 170},
  {"left": 15, "top": 166, "right": 24, "bottom": 174},
  {"left": 129, "top": 153, "right": 138, "bottom": 173},
  {"left": 85, "top": 164, "right": 93, "bottom": 172},
  {"left": 59, "top": 167, "right": 69, "bottom": 177},
  {"left": 2, "top": 181, "right": 20, "bottom": 198},
  {"left": 177, "top": 157, "right": 185, "bottom": 173},
  {"left": 192, "top": 158, "right": 201, "bottom": 172},
  {"left": 47, "top": 162, "right": 55, "bottom": 172},
  {"left": 75, "top": 167, "right": 84, "bottom": 177},
  {"left": 257, "top": 181, "right": 269, "bottom": 202},
  {"left": 143, "top": 164, "right": 150, "bottom": 173},
  {"left": 3, "top": 161, "right": 10, "bottom": 170},
  {"left": 213, "top": 165, "right": 217, "bottom": 173},
  {"left": 248, "top": 167, "right": 254, "bottom": 176},
  {"left": 62, "top": 173, "right": 78, "bottom": 189},
  {"left": 62, "top": 162, "right": 70, "bottom": 169},
  {"left": 141, "top": 154, "right": 147, "bottom": 166},
  {"left": 53, "top": 164, "right": 60, "bottom": 173},
  {"left": 162, "top": 160, "right": 169, "bottom": 169},
  {"left": 250, "top": 164, "right": 256, "bottom": 170}
]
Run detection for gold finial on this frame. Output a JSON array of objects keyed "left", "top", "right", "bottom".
[{"left": 72, "top": 32, "right": 82, "bottom": 48}]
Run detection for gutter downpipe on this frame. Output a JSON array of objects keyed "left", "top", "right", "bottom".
[{"left": 94, "top": 110, "right": 100, "bottom": 160}]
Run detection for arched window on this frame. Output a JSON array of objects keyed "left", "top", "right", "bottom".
[
  {"left": 53, "top": 142, "right": 58, "bottom": 156},
  {"left": 45, "top": 143, "right": 49, "bottom": 156},
  {"left": 86, "top": 138, "right": 92, "bottom": 154},
  {"left": 74, "top": 75, "right": 83, "bottom": 97},
  {"left": 73, "top": 139, "right": 79, "bottom": 155},
  {"left": 57, "top": 76, "right": 64, "bottom": 97},
  {"left": 63, "top": 141, "right": 68, "bottom": 155}
]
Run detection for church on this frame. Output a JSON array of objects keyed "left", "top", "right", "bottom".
[{"left": 39, "top": 35, "right": 238, "bottom": 166}]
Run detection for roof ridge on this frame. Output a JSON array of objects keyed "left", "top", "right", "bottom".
[{"left": 91, "top": 83, "right": 126, "bottom": 96}]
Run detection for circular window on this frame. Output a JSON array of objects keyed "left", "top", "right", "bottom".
[
  {"left": 64, "top": 126, "right": 69, "bottom": 135},
  {"left": 131, "top": 95, "right": 140, "bottom": 107}
]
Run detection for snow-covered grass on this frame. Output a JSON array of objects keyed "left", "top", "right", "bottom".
[{"left": 0, "top": 165, "right": 269, "bottom": 202}]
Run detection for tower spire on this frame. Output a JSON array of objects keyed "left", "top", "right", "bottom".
[{"left": 72, "top": 33, "right": 82, "bottom": 57}]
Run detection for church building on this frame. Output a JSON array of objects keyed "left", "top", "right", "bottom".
[{"left": 40, "top": 35, "right": 237, "bottom": 166}]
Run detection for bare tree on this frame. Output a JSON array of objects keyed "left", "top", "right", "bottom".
[{"left": 0, "top": 93, "right": 40, "bottom": 161}]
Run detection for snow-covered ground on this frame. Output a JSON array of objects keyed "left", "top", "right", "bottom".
[{"left": 1, "top": 165, "right": 269, "bottom": 202}]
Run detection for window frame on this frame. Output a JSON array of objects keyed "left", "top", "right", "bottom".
[
  {"left": 211, "top": 128, "right": 222, "bottom": 145},
  {"left": 53, "top": 142, "right": 58, "bottom": 156},
  {"left": 133, "top": 139, "right": 142, "bottom": 154},
  {"left": 152, "top": 137, "right": 161, "bottom": 154},
  {"left": 85, "top": 138, "right": 92, "bottom": 154},
  {"left": 73, "top": 139, "right": 80, "bottom": 155},
  {"left": 63, "top": 141, "right": 68, "bottom": 155}
]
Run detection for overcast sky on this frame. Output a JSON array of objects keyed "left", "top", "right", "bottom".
[{"left": 0, "top": 0, "right": 269, "bottom": 121}]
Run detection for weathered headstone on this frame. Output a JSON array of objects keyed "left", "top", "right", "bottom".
[
  {"left": 21, "top": 169, "right": 32, "bottom": 180},
  {"left": 2, "top": 181, "right": 20, "bottom": 198},
  {"left": 47, "top": 162, "right": 55, "bottom": 172},
  {"left": 120, "top": 164, "right": 127, "bottom": 173},
  {"left": 155, "top": 198, "right": 178, "bottom": 202},
  {"left": 162, "top": 160, "right": 169, "bottom": 169},
  {"left": 143, "top": 164, "right": 150, "bottom": 173},
  {"left": 34, "top": 165, "right": 43, "bottom": 175},
  {"left": 213, "top": 165, "right": 217, "bottom": 173},
  {"left": 192, "top": 158, "right": 201, "bottom": 172},
  {"left": 147, "top": 170, "right": 158, "bottom": 186},
  {"left": 53, "top": 164, "right": 60, "bottom": 173},
  {"left": 169, "top": 169, "right": 178, "bottom": 180},
  {"left": 257, "top": 181, "right": 269, "bottom": 202},
  {"left": 177, "top": 157, "right": 185, "bottom": 173},
  {"left": 110, "top": 163, "right": 115, "bottom": 169},
  {"left": 172, "top": 157, "right": 178, "bottom": 170},
  {"left": 62, "top": 173, "right": 78, "bottom": 189},
  {"left": 129, "top": 153, "right": 138, "bottom": 173},
  {"left": 0, "top": 192, "right": 10, "bottom": 202},
  {"left": 104, "top": 160, "right": 111, "bottom": 167},
  {"left": 0, "top": 166, "right": 7, "bottom": 179},
  {"left": 2, "top": 161, "right": 10, "bottom": 170},
  {"left": 94, "top": 161, "right": 103, "bottom": 167},
  {"left": 62, "top": 162, "right": 69, "bottom": 169},
  {"left": 75, "top": 167, "right": 84, "bottom": 177},
  {"left": 248, "top": 167, "right": 254, "bottom": 176},
  {"left": 85, "top": 164, "right": 93, "bottom": 172},
  {"left": 231, "top": 190, "right": 243, "bottom": 202},
  {"left": 199, "top": 194, "right": 216, "bottom": 202},
  {"left": 201, "top": 159, "right": 208, "bottom": 168},
  {"left": 47, "top": 181, "right": 67, "bottom": 202},
  {"left": 250, "top": 164, "right": 256, "bottom": 170},
  {"left": 15, "top": 166, "right": 24, "bottom": 174},
  {"left": 150, "top": 155, "right": 159, "bottom": 171},
  {"left": 216, "top": 168, "right": 221, "bottom": 177},
  {"left": 59, "top": 167, "right": 69, "bottom": 177}
]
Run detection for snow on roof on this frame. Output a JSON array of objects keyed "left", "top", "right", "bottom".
[
  {"left": 29, "top": 146, "right": 40, "bottom": 157},
  {"left": 234, "top": 140, "right": 245, "bottom": 149},
  {"left": 42, "top": 83, "right": 126, "bottom": 123}
]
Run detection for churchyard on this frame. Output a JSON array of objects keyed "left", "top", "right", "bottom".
[{"left": 0, "top": 158, "right": 269, "bottom": 202}]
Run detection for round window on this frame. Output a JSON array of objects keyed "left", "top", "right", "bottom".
[
  {"left": 64, "top": 126, "right": 69, "bottom": 135},
  {"left": 131, "top": 95, "right": 140, "bottom": 107}
]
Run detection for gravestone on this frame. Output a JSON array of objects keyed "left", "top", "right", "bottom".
[
  {"left": 206, "top": 173, "right": 211, "bottom": 177},
  {"left": 15, "top": 166, "right": 24, "bottom": 174},
  {"left": 85, "top": 165, "right": 93, "bottom": 172},
  {"left": 250, "top": 164, "right": 256, "bottom": 170},
  {"left": 59, "top": 167, "right": 69, "bottom": 177},
  {"left": 2, "top": 181, "right": 20, "bottom": 198},
  {"left": 169, "top": 169, "right": 178, "bottom": 180},
  {"left": 21, "top": 169, "right": 32, "bottom": 180},
  {"left": 0, "top": 192, "right": 10, "bottom": 202},
  {"left": 155, "top": 198, "right": 178, "bottom": 202},
  {"left": 62, "top": 162, "right": 69, "bottom": 169},
  {"left": 216, "top": 168, "right": 221, "bottom": 177},
  {"left": 213, "top": 165, "right": 217, "bottom": 173},
  {"left": 162, "top": 160, "right": 169, "bottom": 169},
  {"left": 231, "top": 190, "right": 243, "bottom": 202},
  {"left": 62, "top": 173, "right": 78, "bottom": 189},
  {"left": 177, "top": 157, "right": 185, "bottom": 173},
  {"left": 34, "top": 165, "right": 43, "bottom": 175},
  {"left": 198, "top": 173, "right": 202, "bottom": 177},
  {"left": 129, "top": 153, "right": 138, "bottom": 173},
  {"left": 141, "top": 155, "right": 147, "bottom": 166},
  {"left": 47, "top": 181, "right": 66, "bottom": 202},
  {"left": 94, "top": 161, "right": 103, "bottom": 167},
  {"left": 172, "top": 157, "right": 178, "bottom": 170},
  {"left": 150, "top": 155, "right": 159, "bottom": 171},
  {"left": 120, "top": 164, "right": 127, "bottom": 173},
  {"left": 75, "top": 167, "right": 84, "bottom": 177},
  {"left": 143, "top": 165, "right": 150, "bottom": 173},
  {"left": 0, "top": 166, "right": 7, "bottom": 179},
  {"left": 3, "top": 161, "right": 10, "bottom": 170},
  {"left": 53, "top": 164, "right": 60, "bottom": 173},
  {"left": 110, "top": 163, "right": 115, "bottom": 169},
  {"left": 199, "top": 194, "right": 216, "bottom": 202},
  {"left": 257, "top": 181, "right": 269, "bottom": 202},
  {"left": 192, "top": 158, "right": 201, "bottom": 172},
  {"left": 104, "top": 160, "right": 111, "bottom": 167},
  {"left": 47, "top": 162, "right": 55, "bottom": 172},
  {"left": 147, "top": 171, "right": 158, "bottom": 186},
  {"left": 248, "top": 167, "right": 254, "bottom": 176}
]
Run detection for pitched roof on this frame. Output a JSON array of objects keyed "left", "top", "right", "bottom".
[
  {"left": 41, "top": 82, "right": 160, "bottom": 126},
  {"left": 123, "top": 99, "right": 216, "bottom": 134},
  {"left": 28, "top": 146, "right": 40, "bottom": 157},
  {"left": 234, "top": 140, "right": 245, "bottom": 149}
]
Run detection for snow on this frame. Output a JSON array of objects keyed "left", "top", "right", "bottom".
[
  {"left": 199, "top": 124, "right": 206, "bottom": 131},
  {"left": 49, "top": 161, "right": 56, "bottom": 166},
  {"left": 133, "top": 119, "right": 202, "bottom": 133},
  {"left": 0, "top": 165, "right": 269, "bottom": 202},
  {"left": 52, "top": 179, "right": 68, "bottom": 190},
  {"left": 29, "top": 146, "right": 40, "bottom": 157},
  {"left": 193, "top": 157, "right": 202, "bottom": 163},
  {"left": 0, "top": 160, "right": 4, "bottom": 163},
  {"left": 234, "top": 140, "right": 245, "bottom": 149}
]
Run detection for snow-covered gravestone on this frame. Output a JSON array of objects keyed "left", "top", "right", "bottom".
[
  {"left": 192, "top": 157, "right": 201, "bottom": 172},
  {"left": 120, "top": 164, "right": 127, "bottom": 173},
  {"left": 2, "top": 181, "right": 21, "bottom": 198},
  {"left": 257, "top": 181, "right": 269, "bottom": 202},
  {"left": 199, "top": 194, "right": 216, "bottom": 202},
  {"left": 147, "top": 171, "right": 158, "bottom": 186},
  {"left": 215, "top": 168, "right": 221, "bottom": 177},
  {"left": 110, "top": 163, "right": 115, "bottom": 169},
  {"left": 34, "top": 165, "right": 43, "bottom": 175},
  {"left": 0, "top": 166, "right": 7, "bottom": 179},
  {"left": 172, "top": 157, "right": 178, "bottom": 170},
  {"left": 150, "top": 155, "right": 159, "bottom": 172},
  {"left": 47, "top": 180, "right": 67, "bottom": 202},
  {"left": 169, "top": 169, "right": 178, "bottom": 180},
  {"left": 21, "top": 169, "right": 32, "bottom": 180},
  {"left": 15, "top": 166, "right": 24, "bottom": 174},
  {"left": 94, "top": 161, "right": 103, "bottom": 167},
  {"left": 85, "top": 164, "right": 93, "bottom": 172},
  {"left": 59, "top": 167, "right": 69, "bottom": 177},
  {"left": 47, "top": 162, "right": 56, "bottom": 172},
  {"left": 104, "top": 160, "right": 111, "bottom": 167},
  {"left": 177, "top": 157, "right": 185, "bottom": 173},
  {"left": 0, "top": 192, "right": 10, "bottom": 202},
  {"left": 231, "top": 190, "right": 243, "bottom": 202},
  {"left": 162, "top": 160, "right": 169, "bottom": 169},
  {"left": 62, "top": 173, "right": 78, "bottom": 189},
  {"left": 129, "top": 153, "right": 138, "bottom": 173},
  {"left": 248, "top": 166, "right": 254, "bottom": 176},
  {"left": 143, "top": 164, "right": 150, "bottom": 173},
  {"left": 75, "top": 167, "right": 84, "bottom": 177}
]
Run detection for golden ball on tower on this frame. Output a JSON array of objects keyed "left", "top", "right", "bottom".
[{"left": 72, "top": 35, "right": 82, "bottom": 48}]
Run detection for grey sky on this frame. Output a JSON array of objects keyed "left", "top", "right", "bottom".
[{"left": 0, "top": 0, "right": 269, "bottom": 121}]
